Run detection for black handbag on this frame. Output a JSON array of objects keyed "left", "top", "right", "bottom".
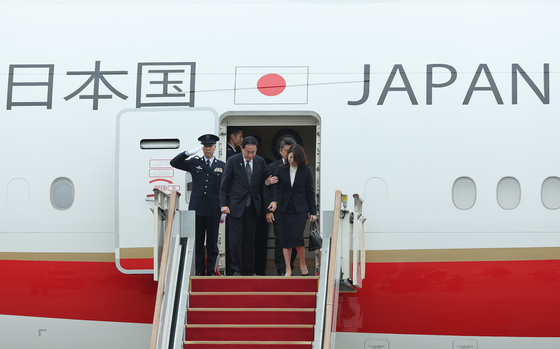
[{"left": 308, "top": 221, "right": 322, "bottom": 251}]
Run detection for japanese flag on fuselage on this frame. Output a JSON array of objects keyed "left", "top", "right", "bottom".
[{"left": 234, "top": 66, "right": 309, "bottom": 104}]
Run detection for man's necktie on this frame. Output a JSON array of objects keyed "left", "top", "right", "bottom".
[
  {"left": 206, "top": 159, "right": 211, "bottom": 171},
  {"left": 246, "top": 161, "right": 252, "bottom": 207}
]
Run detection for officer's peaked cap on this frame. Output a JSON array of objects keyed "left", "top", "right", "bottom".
[{"left": 199, "top": 134, "right": 219, "bottom": 145}]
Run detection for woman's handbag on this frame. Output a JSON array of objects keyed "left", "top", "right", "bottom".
[{"left": 308, "top": 221, "right": 322, "bottom": 251}]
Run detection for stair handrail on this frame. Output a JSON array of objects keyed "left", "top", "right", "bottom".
[
  {"left": 153, "top": 189, "right": 171, "bottom": 281},
  {"left": 322, "top": 190, "right": 343, "bottom": 349},
  {"left": 150, "top": 189, "right": 180, "bottom": 349}
]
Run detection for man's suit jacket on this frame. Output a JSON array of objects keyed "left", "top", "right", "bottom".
[
  {"left": 226, "top": 144, "right": 236, "bottom": 160},
  {"left": 170, "top": 152, "right": 225, "bottom": 217},
  {"left": 220, "top": 153, "right": 275, "bottom": 218},
  {"left": 264, "top": 159, "right": 283, "bottom": 210},
  {"left": 275, "top": 165, "right": 317, "bottom": 215}
]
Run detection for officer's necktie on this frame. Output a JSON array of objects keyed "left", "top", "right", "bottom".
[
  {"left": 206, "top": 159, "right": 210, "bottom": 171},
  {"left": 246, "top": 161, "right": 252, "bottom": 207}
]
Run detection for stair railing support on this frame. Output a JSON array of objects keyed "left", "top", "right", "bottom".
[
  {"left": 150, "top": 190, "right": 180, "bottom": 349},
  {"left": 313, "top": 190, "right": 343, "bottom": 349},
  {"left": 313, "top": 210, "right": 334, "bottom": 349}
]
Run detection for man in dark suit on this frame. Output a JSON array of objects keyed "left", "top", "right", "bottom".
[
  {"left": 225, "top": 126, "right": 243, "bottom": 275},
  {"left": 170, "top": 134, "right": 226, "bottom": 276},
  {"left": 220, "top": 136, "right": 277, "bottom": 276},
  {"left": 226, "top": 126, "right": 243, "bottom": 160},
  {"left": 265, "top": 137, "right": 297, "bottom": 276}
]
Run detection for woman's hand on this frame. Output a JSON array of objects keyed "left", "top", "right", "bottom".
[
  {"left": 265, "top": 175, "right": 278, "bottom": 185},
  {"left": 310, "top": 215, "right": 317, "bottom": 222},
  {"left": 268, "top": 201, "right": 277, "bottom": 212}
]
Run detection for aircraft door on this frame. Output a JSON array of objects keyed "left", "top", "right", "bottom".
[
  {"left": 218, "top": 112, "right": 320, "bottom": 275},
  {"left": 115, "top": 107, "right": 217, "bottom": 274}
]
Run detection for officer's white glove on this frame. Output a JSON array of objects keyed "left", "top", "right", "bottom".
[{"left": 185, "top": 145, "right": 203, "bottom": 156}]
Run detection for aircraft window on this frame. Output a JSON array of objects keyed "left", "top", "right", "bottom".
[
  {"left": 497, "top": 177, "right": 521, "bottom": 210},
  {"left": 51, "top": 177, "right": 74, "bottom": 210},
  {"left": 364, "top": 177, "right": 387, "bottom": 210},
  {"left": 452, "top": 177, "right": 476, "bottom": 210},
  {"left": 140, "top": 139, "right": 180, "bottom": 149},
  {"left": 7, "top": 178, "right": 30, "bottom": 210},
  {"left": 541, "top": 177, "right": 560, "bottom": 210}
]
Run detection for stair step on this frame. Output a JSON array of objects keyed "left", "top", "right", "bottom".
[
  {"left": 183, "top": 341, "right": 312, "bottom": 349},
  {"left": 189, "top": 292, "right": 316, "bottom": 309},
  {"left": 191, "top": 276, "right": 319, "bottom": 293},
  {"left": 185, "top": 325, "right": 314, "bottom": 341},
  {"left": 187, "top": 308, "right": 316, "bottom": 324}
]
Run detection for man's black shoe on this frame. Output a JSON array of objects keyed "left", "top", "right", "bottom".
[{"left": 233, "top": 271, "right": 241, "bottom": 276}]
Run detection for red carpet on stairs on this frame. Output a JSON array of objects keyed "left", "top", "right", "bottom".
[{"left": 184, "top": 276, "right": 319, "bottom": 349}]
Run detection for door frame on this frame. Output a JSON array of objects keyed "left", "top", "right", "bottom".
[{"left": 218, "top": 111, "right": 321, "bottom": 273}]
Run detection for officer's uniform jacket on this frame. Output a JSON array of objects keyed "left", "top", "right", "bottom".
[{"left": 170, "top": 152, "right": 225, "bottom": 217}]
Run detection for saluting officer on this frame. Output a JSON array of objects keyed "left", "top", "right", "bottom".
[{"left": 170, "top": 134, "right": 226, "bottom": 276}]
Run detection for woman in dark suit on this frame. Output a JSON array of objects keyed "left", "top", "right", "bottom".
[{"left": 275, "top": 144, "right": 317, "bottom": 276}]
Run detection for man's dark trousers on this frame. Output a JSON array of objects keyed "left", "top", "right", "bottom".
[{"left": 228, "top": 202, "right": 258, "bottom": 275}]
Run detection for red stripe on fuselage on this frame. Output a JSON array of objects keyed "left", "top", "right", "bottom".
[
  {"left": 120, "top": 258, "right": 154, "bottom": 270},
  {"left": 337, "top": 259, "right": 560, "bottom": 337},
  {"left": 3, "top": 257, "right": 560, "bottom": 336},
  {"left": 0, "top": 259, "right": 156, "bottom": 323}
]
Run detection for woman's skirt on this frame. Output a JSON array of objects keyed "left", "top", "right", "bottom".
[{"left": 280, "top": 198, "right": 307, "bottom": 248}]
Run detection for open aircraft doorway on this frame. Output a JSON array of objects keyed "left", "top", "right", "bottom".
[{"left": 218, "top": 111, "right": 321, "bottom": 276}]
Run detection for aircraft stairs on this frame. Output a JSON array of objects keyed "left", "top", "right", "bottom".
[
  {"left": 148, "top": 190, "right": 366, "bottom": 349},
  {"left": 184, "top": 276, "right": 318, "bottom": 348}
]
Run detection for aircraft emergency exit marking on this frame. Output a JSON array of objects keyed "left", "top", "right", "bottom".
[{"left": 149, "top": 178, "right": 180, "bottom": 194}]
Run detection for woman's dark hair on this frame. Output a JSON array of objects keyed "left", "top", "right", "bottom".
[{"left": 283, "top": 144, "right": 307, "bottom": 169}]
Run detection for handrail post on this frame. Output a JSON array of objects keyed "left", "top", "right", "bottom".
[
  {"left": 354, "top": 194, "right": 367, "bottom": 283},
  {"left": 353, "top": 193, "right": 363, "bottom": 216},
  {"left": 153, "top": 189, "right": 171, "bottom": 281}
]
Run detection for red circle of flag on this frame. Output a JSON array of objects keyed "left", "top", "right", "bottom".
[{"left": 257, "top": 74, "right": 286, "bottom": 96}]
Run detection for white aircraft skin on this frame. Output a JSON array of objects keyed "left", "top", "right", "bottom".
[{"left": 1, "top": 1, "right": 560, "bottom": 348}]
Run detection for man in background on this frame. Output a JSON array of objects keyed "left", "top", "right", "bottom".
[{"left": 227, "top": 126, "right": 243, "bottom": 160}]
